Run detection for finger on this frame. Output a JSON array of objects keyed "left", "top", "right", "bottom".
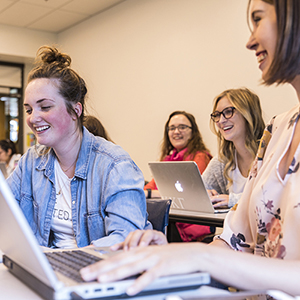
[
  {"left": 110, "top": 242, "right": 124, "bottom": 251},
  {"left": 207, "top": 189, "right": 218, "bottom": 197},
  {"left": 127, "top": 230, "right": 147, "bottom": 250},
  {"left": 95, "top": 250, "right": 158, "bottom": 284},
  {"left": 140, "top": 230, "right": 167, "bottom": 246},
  {"left": 213, "top": 200, "right": 228, "bottom": 208},
  {"left": 122, "top": 231, "right": 141, "bottom": 251},
  {"left": 81, "top": 248, "right": 143, "bottom": 281},
  {"left": 211, "top": 195, "right": 223, "bottom": 203},
  {"left": 126, "top": 264, "right": 162, "bottom": 296},
  {"left": 210, "top": 190, "right": 219, "bottom": 196}
]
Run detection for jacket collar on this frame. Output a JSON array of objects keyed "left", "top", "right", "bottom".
[{"left": 36, "top": 127, "right": 93, "bottom": 181}]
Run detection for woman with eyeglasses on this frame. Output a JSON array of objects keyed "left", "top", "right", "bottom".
[
  {"left": 144, "top": 110, "right": 212, "bottom": 198},
  {"left": 144, "top": 110, "right": 212, "bottom": 242},
  {"left": 202, "top": 88, "right": 265, "bottom": 208}
]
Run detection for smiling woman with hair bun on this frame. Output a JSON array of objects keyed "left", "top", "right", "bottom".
[{"left": 7, "top": 45, "right": 151, "bottom": 249}]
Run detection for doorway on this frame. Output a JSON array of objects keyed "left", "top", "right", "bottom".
[{"left": 0, "top": 62, "right": 24, "bottom": 154}]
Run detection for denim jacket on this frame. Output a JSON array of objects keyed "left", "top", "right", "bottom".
[{"left": 8, "top": 127, "right": 151, "bottom": 248}]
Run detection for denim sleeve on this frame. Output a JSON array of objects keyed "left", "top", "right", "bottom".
[
  {"left": 6, "top": 156, "right": 23, "bottom": 204},
  {"left": 91, "top": 159, "right": 152, "bottom": 247}
]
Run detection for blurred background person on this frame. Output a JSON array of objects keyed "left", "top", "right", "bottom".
[
  {"left": 0, "top": 139, "right": 21, "bottom": 177},
  {"left": 83, "top": 115, "right": 113, "bottom": 142}
]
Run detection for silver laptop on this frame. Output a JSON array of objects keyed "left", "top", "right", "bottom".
[
  {"left": 148, "top": 161, "right": 229, "bottom": 214},
  {"left": 0, "top": 162, "right": 7, "bottom": 179},
  {"left": 0, "top": 171, "right": 210, "bottom": 300}
]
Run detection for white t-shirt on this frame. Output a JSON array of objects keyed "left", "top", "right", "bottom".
[
  {"left": 230, "top": 164, "right": 248, "bottom": 194},
  {"left": 51, "top": 159, "right": 77, "bottom": 249},
  {"left": 228, "top": 152, "right": 248, "bottom": 207}
]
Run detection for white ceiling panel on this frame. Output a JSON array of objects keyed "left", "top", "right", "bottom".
[
  {"left": 20, "top": 0, "right": 72, "bottom": 9},
  {"left": 0, "top": 0, "right": 16, "bottom": 11},
  {"left": 28, "top": 10, "right": 88, "bottom": 32},
  {"left": 0, "top": 2, "right": 51, "bottom": 27},
  {"left": 61, "top": 0, "right": 125, "bottom": 15},
  {"left": 0, "top": 0, "right": 126, "bottom": 33}
]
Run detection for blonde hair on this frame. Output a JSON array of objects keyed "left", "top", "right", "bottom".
[{"left": 210, "top": 88, "right": 265, "bottom": 186}]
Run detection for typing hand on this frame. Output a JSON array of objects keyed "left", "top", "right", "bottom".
[
  {"left": 207, "top": 189, "right": 219, "bottom": 197},
  {"left": 110, "top": 230, "right": 168, "bottom": 252},
  {"left": 80, "top": 242, "right": 210, "bottom": 296},
  {"left": 211, "top": 194, "right": 229, "bottom": 208}
]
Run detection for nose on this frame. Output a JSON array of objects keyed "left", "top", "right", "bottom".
[
  {"left": 218, "top": 113, "right": 227, "bottom": 124},
  {"left": 28, "top": 109, "right": 41, "bottom": 124},
  {"left": 246, "top": 32, "right": 257, "bottom": 51},
  {"left": 173, "top": 127, "right": 180, "bottom": 133}
]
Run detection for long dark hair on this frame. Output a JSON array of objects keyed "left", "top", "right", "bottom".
[{"left": 0, "top": 139, "right": 17, "bottom": 160}]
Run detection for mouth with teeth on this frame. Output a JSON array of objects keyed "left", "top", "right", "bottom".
[
  {"left": 35, "top": 125, "right": 50, "bottom": 133},
  {"left": 257, "top": 51, "right": 267, "bottom": 64},
  {"left": 222, "top": 125, "right": 233, "bottom": 132}
]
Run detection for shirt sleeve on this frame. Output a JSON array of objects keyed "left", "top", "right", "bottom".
[
  {"left": 193, "top": 152, "right": 211, "bottom": 174},
  {"left": 202, "top": 157, "right": 228, "bottom": 194},
  {"left": 144, "top": 178, "right": 157, "bottom": 190},
  {"left": 92, "top": 159, "right": 152, "bottom": 247}
]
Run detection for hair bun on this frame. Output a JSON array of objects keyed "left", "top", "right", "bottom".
[{"left": 36, "top": 45, "right": 71, "bottom": 68}]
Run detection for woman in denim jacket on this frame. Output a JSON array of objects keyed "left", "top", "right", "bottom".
[{"left": 7, "top": 45, "right": 151, "bottom": 249}]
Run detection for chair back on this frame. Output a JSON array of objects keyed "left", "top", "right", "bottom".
[{"left": 146, "top": 198, "right": 172, "bottom": 233}]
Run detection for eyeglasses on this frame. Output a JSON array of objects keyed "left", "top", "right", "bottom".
[
  {"left": 167, "top": 124, "right": 192, "bottom": 132},
  {"left": 210, "top": 106, "right": 236, "bottom": 123}
]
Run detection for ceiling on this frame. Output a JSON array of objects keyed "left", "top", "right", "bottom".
[{"left": 0, "top": 0, "right": 126, "bottom": 33}]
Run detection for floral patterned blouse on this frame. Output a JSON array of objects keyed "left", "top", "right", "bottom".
[{"left": 218, "top": 104, "right": 300, "bottom": 259}]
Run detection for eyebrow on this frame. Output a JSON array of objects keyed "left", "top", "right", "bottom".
[
  {"left": 251, "top": 9, "right": 264, "bottom": 20},
  {"left": 23, "top": 98, "right": 54, "bottom": 107}
]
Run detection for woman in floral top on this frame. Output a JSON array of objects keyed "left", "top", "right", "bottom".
[{"left": 80, "top": 0, "right": 300, "bottom": 296}]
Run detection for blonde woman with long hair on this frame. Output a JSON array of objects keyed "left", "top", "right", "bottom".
[{"left": 203, "top": 88, "right": 265, "bottom": 208}]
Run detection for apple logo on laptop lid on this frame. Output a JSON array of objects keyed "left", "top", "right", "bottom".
[{"left": 175, "top": 180, "right": 183, "bottom": 192}]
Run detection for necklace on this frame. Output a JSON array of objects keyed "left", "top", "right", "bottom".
[
  {"left": 60, "top": 160, "right": 76, "bottom": 173},
  {"left": 58, "top": 152, "right": 79, "bottom": 174}
]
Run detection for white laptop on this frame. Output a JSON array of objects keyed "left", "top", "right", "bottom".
[
  {"left": 148, "top": 161, "right": 229, "bottom": 214},
  {"left": 0, "top": 170, "right": 210, "bottom": 300},
  {"left": 0, "top": 162, "right": 7, "bottom": 179}
]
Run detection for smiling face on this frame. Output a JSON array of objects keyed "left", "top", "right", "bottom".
[
  {"left": 215, "top": 97, "right": 247, "bottom": 145},
  {"left": 246, "top": 0, "right": 277, "bottom": 81},
  {"left": 24, "top": 78, "right": 81, "bottom": 151},
  {"left": 167, "top": 114, "right": 192, "bottom": 152}
]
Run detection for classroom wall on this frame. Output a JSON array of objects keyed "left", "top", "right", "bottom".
[
  {"left": 57, "top": 0, "right": 297, "bottom": 181},
  {"left": 0, "top": 24, "right": 55, "bottom": 60},
  {"left": 0, "top": 0, "right": 297, "bottom": 182},
  {"left": 0, "top": 23, "right": 57, "bottom": 149}
]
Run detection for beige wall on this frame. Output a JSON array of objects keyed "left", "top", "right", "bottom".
[
  {"left": 57, "top": 0, "right": 296, "bottom": 181},
  {"left": 0, "top": 0, "right": 297, "bottom": 181}
]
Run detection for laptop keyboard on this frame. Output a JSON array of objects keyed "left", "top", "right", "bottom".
[{"left": 45, "top": 250, "right": 103, "bottom": 282}]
